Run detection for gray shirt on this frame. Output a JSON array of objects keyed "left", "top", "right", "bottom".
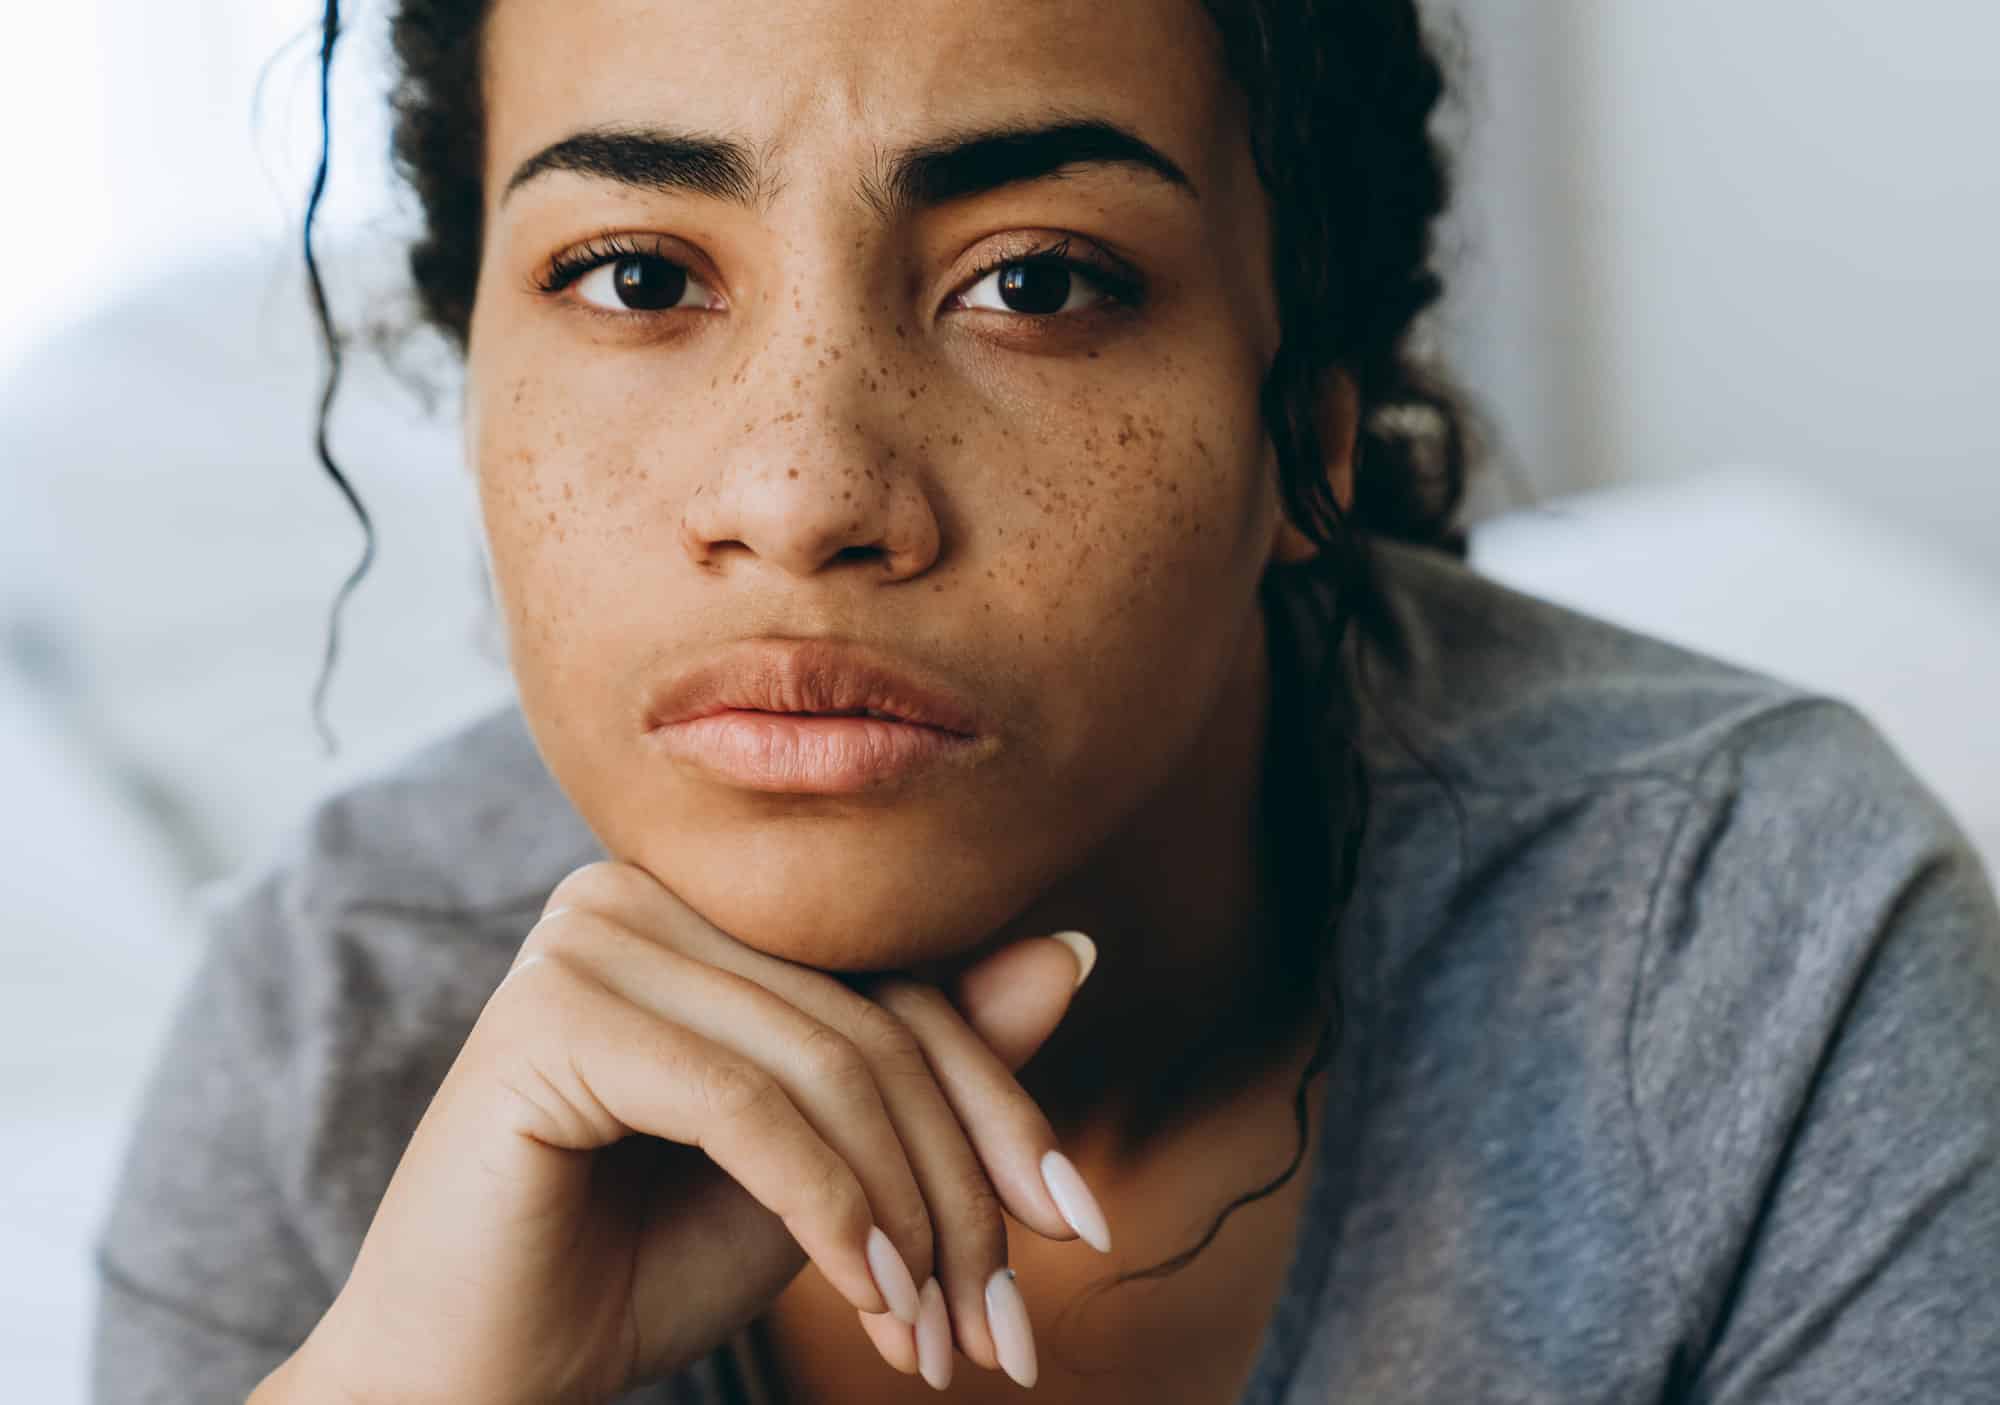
[{"left": 88, "top": 537, "right": 2000, "bottom": 1402}]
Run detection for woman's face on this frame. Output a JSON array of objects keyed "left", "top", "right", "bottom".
[{"left": 467, "top": 0, "right": 1340, "bottom": 970}]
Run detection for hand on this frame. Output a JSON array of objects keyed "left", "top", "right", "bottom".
[{"left": 274, "top": 860, "right": 1102, "bottom": 1402}]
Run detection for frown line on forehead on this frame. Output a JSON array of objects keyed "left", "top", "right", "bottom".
[{"left": 501, "top": 113, "right": 1200, "bottom": 221}]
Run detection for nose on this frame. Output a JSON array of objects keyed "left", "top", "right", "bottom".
[{"left": 679, "top": 333, "right": 942, "bottom": 583}]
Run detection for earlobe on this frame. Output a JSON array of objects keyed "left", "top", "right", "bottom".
[{"left": 1264, "top": 370, "right": 1360, "bottom": 568}]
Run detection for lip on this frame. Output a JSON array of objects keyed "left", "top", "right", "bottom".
[{"left": 642, "top": 638, "right": 992, "bottom": 794}]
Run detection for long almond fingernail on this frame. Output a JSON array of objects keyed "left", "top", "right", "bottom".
[
  {"left": 985, "top": 1267, "right": 1037, "bottom": 1388},
  {"left": 915, "top": 1276, "right": 953, "bottom": 1390},
  {"left": 866, "top": 1225, "right": 921, "bottom": 1325},
  {"left": 1040, "top": 1148, "right": 1112, "bottom": 1253},
  {"left": 1047, "top": 930, "right": 1097, "bottom": 989}
]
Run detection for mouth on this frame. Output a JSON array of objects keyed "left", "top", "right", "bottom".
[
  {"left": 642, "top": 637, "right": 987, "bottom": 738},
  {"left": 649, "top": 707, "right": 986, "bottom": 794}
]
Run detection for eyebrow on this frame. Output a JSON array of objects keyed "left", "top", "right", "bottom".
[{"left": 501, "top": 115, "right": 1199, "bottom": 218}]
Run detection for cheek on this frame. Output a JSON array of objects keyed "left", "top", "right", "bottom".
[
  {"left": 467, "top": 372, "right": 628, "bottom": 694},
  {"left": 981, "top": 378, "right": 1272, "bottom": 772},
  {"left": 994, "top": 379, "right": 1271, "bottom": 644}
]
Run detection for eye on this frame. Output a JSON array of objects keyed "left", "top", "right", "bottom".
[
  {"left": 953, "top": 237, "right": 1142, "bottom": 319},
  {"left": 575, "top": 254, "right": 707, "bottom": 313},
  {"left": 534, "top": 236, "right": 716, "bottom": 316}
]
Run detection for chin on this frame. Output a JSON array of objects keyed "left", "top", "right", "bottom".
[{"left": 636, "top": 828, "right": 1026, "bottom": 975}]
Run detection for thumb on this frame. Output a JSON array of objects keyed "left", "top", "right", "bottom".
[{"left": 947, "top": 931, "right": 1097, "bottom": 1071}]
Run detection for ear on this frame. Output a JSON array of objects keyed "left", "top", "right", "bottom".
[{"left": 1267, "top": 369, "right": 1359, "bottom": 567}]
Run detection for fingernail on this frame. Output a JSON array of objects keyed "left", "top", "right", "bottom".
[
  {"left": 866, "top": 1225, "right": 921, "bottom": 1326},
  {"left": 985, "top": 1267, "right": 1037, "bottom": 1388},
  {"left": 1040, "top": 1148, "right": 1113, "bottom": 1253},
  {"left": 915, "top": 1276, "right": 953, "bottom": 1390},
  {"left": 1047, "top": 930, "right": 1097, "bottom": 990}
]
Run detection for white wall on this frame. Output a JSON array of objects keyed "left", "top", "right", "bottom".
[
  {"left": 0, "top": 0, "right": 400, "bottom": 379},
  {"left": 1438, "top": 1, "right": 2000, "bottom": 577}
]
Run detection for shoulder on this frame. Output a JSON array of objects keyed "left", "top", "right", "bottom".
[
  {"left": 175, "top": 700, "right": 605, "bottom": 1267},
  {"left": 257, "top": 697, "right": 604, "bottom": 923},
  {"left": 1339, "top": 532, "right": 1991, "bottom": 1005},
  {"left": 191, "top": 692, "right": 606, "bottom": 1085},
  {"left": 190, "top": 697, "right": 602, "bottom": 1054},
  {"left": 1341, "top": 534, "right": 1844, "bottom": 795}
]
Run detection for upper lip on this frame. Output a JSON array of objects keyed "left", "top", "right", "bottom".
[{"left": 644, "top": 638, "right": 985, "bottom": 737}]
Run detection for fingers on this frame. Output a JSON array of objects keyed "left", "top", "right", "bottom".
[
  {"left": 858, "top": 1274, "right": 954, "bottom": 1390},
  {"left": 523, "top": 911, "right": 936, "bottom": 1324},
  {"left": 869, "top": 974, "right": 1112, "bottom": 1253},
  {"left": 477, "top": 952, "right": 899, "bottom": 1322},
  {"left": 856, "top": 1305, "right": 917, "bottom": 1376},
  {"left": 945, "top": 932, "right": 1096, "bottom": 1070},
  {"left": 528, "top": 863, "right": 1091, "bottom": 1383}
]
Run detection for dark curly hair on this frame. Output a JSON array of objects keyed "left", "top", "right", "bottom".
[{"left": 302, "top": 0, "right": 1475, "bottom": 1349}]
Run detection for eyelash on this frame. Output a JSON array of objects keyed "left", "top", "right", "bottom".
[{"left": 531, "top": 233, "right": 1145, "bottom": 325}]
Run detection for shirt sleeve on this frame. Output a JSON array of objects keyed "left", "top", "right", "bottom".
[
  {"left": 1629, "top": 699, "right": 2000, "bottom": 1402},
  {"left": 86, "top": 871, "right": 337, "bottom": 1404}
]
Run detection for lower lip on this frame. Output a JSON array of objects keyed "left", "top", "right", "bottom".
[{"left": 648, "top": 710, "right": 983, "bottom": 793}]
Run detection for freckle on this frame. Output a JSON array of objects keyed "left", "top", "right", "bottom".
[
  {"left": 886, "top": 448, "right": 897, "bottom": 459},
  {"left": 949, "top": 433, "right": 963, "bottom": 447},
  {"left": 894, "top": 323, "right": 906, "bottom": 338},
  {"left": 842, "top": 490, "right": 853, "bottom": 500},
  {"left": 562, "top": 482, "right": 573, "bottom": 501},
  {"left": 805, "top": 334, "right": 817, "bottom": 347},
  {"left": 793, "top": 376, "right": 802, "bottom": 390},
  {"left": 909, "top": 388, "right": 919, "bottom": 400},
  {"left": 788, "top": 469, "right": 799, "bottom": 479},
  {"left": 1087, "top": 351, "right": 1100, "bottom": 360}
]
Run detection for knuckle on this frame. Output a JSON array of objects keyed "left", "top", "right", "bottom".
[
  {"left": 491, "top": 947, "right": 584, "bottom": 1015},
  {"left": 543, "top": 860, "right": 649, "bottom": 919},
  {"left": 700, "top": 1059, "right": 782, "bottom": 1125},
  {"left": 795, "top": 1024, "right": 870, "bottom": 1087},
  {"left": 847, "top": 1001, "right": 925, "bottom": 1067},
  {"left": 797, "top": 1154, "right": 866, "bottom": 1227}
]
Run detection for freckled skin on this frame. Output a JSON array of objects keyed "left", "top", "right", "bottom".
[{"left": 464, "top": 0, "right": 1356, "bottom": 1133}]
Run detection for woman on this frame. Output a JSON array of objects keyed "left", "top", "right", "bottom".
[{"left": 91, "top": 0, "right": 2000, "bottom": 1401}]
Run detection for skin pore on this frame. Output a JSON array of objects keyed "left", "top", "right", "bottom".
[{"left": 464, "top": 0, "right": 1357, "bottom": 1354}]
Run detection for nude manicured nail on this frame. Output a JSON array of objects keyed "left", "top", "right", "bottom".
[
  {"left": 1040, "top": 1148, "right": 1113, "bottom": 1253},
  {"left": 1047, "top": 930, "right": 1097, "bottom": 989},
  {"left": 985, "top": 1267, "right": 1038, "bottom": 1388},
  {"left": 915, "top": 1275, "right": 953, "bottom": 1390},
  {"left": 866, "top": 1225, "right": 921, "bottom": 1325}
]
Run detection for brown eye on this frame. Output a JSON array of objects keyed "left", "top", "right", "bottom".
[
  {"left": 577, "top": 254, "right": 696, "bottom": 312},
  {"left": 959, "top": 256, "right": 1117, "bottom": 317}
]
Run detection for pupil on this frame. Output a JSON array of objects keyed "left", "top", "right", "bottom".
[
  {"left": 999, "top": 261, "right": 1070, "bottom": 315},
  {"left": 614, "top": 257, "right": 684, "bottom": 311}
]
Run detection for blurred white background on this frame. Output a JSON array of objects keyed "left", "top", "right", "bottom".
[{"left": 2, "top": 1, "right": 1996, "bottom": 1399}]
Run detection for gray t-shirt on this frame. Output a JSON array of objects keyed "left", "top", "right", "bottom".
[{"left": 88, "top": 537, "right": 2000, "bottom": 1403}]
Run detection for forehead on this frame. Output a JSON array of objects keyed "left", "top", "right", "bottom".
[{"left": 481, "top": 0, "right": 1242, "bottom": 208}]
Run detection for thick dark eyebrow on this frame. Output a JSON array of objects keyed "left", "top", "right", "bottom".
[{"left": 501, "top": 116, "right": 1198, "bottom": 217}]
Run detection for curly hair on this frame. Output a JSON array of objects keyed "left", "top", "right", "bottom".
[{"left": 303, "top": 0, "right": 1475, "bottom": 1324}]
